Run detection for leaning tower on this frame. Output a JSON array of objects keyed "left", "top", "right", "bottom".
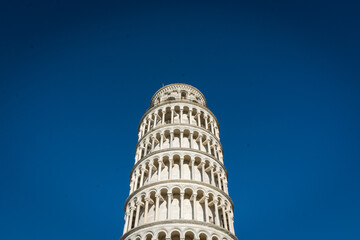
[{"left": 120, "top": 84, "right": 237, "bottom": 240}]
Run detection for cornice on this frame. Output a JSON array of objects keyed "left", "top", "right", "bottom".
[
  {"left": 135, "top": 124, "right": 223, "bottom": 156},
  {"left": 119, "top": 220, "right": 237, "bottom": 240},
  {"left": 131, "top": 148, "right": 227, "bottom": 179},
  {"left": 124, "top": 179, "right": 234, "bottom": 211},
  {"left": 138, "top": 100, "right": 220, "bottom": 133},
  {"left": 137, "top": 123, "right": 220, "bottom": 146}
]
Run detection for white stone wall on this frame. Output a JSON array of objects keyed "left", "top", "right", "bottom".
[{"left": 120, "top": 84, "right": 236, "bottom": 240}]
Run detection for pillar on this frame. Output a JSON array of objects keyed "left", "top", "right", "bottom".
[
  {"left": 134, "top": 172, "right": 139, "bottom": 191},
  {"left": 189, "top": 109, "right": 193, "bottom": 124},
  {"left": 144, "top": 141, "right": 148, "bottom": 156},
  {"left": 128, "top": 205, "right": 135, "bottom": 231},
  {"left": 160, "top": 133, "right": 164, "bottom": 149},
  {"left": 147, "top": 163, "right": 153, "bottom": 183},
  {"left": 151, "top": 137, "right": 155, "bottom": 151},
  {"left": 217, "top": 172, "right": 222, "bottom": 189},
  {"left": 155, "top": 194, "right": 160, "bottom": 221},
  {"left": 180, "top": 108, "right": 183, "bottom": 123},
  {"left": 193, "top": 194, "right": 197, "bottom": 220},
  {"left": 222, "top": 204, "right": 228, "bottom": 230},
  {"left": 144, "top": 198, "right": 150, "bottom": 224},
  {"left": 169, "top": 159, "right": 173, "bottom": 180},
  {"left": 146, "top": 118, "right": 150, "bottom": 133},
  {"left": 228, "top": 210, "right": 235, "bottom": 234},
  {"left": 130, "top": 177, "right": 135, "bottom": 193},
  {"left": 169, "top": 131, "right": 173, "bottom": 148},
  {"left": 214, "top": 200, "right": 220, "bottom": 226},
  {"left": 171, "top": 107, "right": 174, "bottom": 123},
  {"left": 223, "top": 178, "right": 228, "bottom": 193},
  {"left": 210, "top": 166, "right": 215, "bottom": 186},
  {"left": 167, "top": 192, "right": 172, "bottom": 219},
  {"left": 189, "top": 132, "right": 193, "bottom": 149},
  {"left": 180, "top": 192, "right": 184, "bottom": 219},
  {"left": 204, "top": 196, "right": 209, "bottom": 223},
  {"left": 139, "top": 167, "right": 145, "bottom": 188},
  {"left": 123, "top": 210, "right": 130, "bottom": 233},
  {"left": 161, "top": 109, "right": 165, "bottom": 125},
  {"left": 205, "top": 115, "right": 208, "bottom": 130},
  {"left": 153, "top": 113, "right": 157, "bottom": 128},
  {"left": 180, "top": 157, "right": 184, "bottom": 179},
  {"left": 134, "top": 201, "right": 141, "bottom": 227},
  {"left": 207, "top": 141, "right": 211, "bottom": 154},
  {"left": 201, "top": 161, "right": 205, "bottom": 182},
  {"left": 180, "top": 131, "right": 183, "bottom": 148},
  {"left": 214, "top": 145, "right": 218, "bottom": 159},
  {"left": 191, "top": 159, "right": 195, "bottom": 180},
  {"left": 157, "top": 160, "right": 162, "bottom": 181}
]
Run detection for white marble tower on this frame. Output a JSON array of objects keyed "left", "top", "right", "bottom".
[{"left": 120, "top": 83, "right": 237, "bottom": 240}]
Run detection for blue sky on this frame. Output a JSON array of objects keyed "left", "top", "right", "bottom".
[{"left": 1, "top": 1, "right": 359, "bottom": 239}]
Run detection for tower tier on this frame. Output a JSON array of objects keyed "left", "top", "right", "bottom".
[{"left": 120, "top": 84, "right": 237, "bottom": 240}]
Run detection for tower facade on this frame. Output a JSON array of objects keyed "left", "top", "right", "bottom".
[{"left": 120, "top": 84, "right": 237, "bottom": 240}]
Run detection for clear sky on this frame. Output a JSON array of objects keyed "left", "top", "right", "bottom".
[{"left": 1, "top": 1, "right": 359, "bottom": 239}]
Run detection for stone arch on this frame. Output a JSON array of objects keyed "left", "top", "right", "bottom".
[
  {"left": 183, "top": 154, "right": 192, "bottom": 180},
  {"left": 172, "top": 154, "right": 181, "bottom": 179},
  {"left": 170, "top": 186, "right": 182, "bottom": 219},
  {"left": 170, "top": 229, "right": 181, "bottom": 240},
  {"left": 173, "top": 129, "right": 181, "bottom": 148},
  {"left": 173, "top": 106, "right": 181, "bottom": 124},
  {"left": 145, "top": 232, "right": 153, "bottom": 240},
  {"left": 203, "top": 159, "right": 211, "bottom": 184},
  {"left": 163, "top": 129, "right": 171, "bottom": 148},
  {"left": 184, "top": 230, "right": 195, "bottom": 240},
  {"left": 182, "top": 106, "right": 190, "bottom": 124},
  {"left": 211, "top": 235, "right": 220, "bottom": 240},
  {"left": 199, "top": 232, "right": 208, "bottom": 240},
  {"left": 161, "top": 155, "right": 170, "bottom": 180},
  {"left": 182, "top": 129, "right": 191, "bottom": 148},
  {"left": 194, "top": 188, "right": 205, "bottom": 222},
  {"left": 158, "top": 188, "right": 169, "bottom": 221},
  {"left": 157, "top": 230, "right": 167, "bottom": 240},
  {"left": 183, "top": 187, "right": 194, "bottom": 220},
  {"left": 193, "top": 156, "right": 202, "bottom": 182}
]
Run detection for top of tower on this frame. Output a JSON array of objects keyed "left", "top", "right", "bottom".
[{"left": 150, "top": 83, "right": 207, "bottom": 107}]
